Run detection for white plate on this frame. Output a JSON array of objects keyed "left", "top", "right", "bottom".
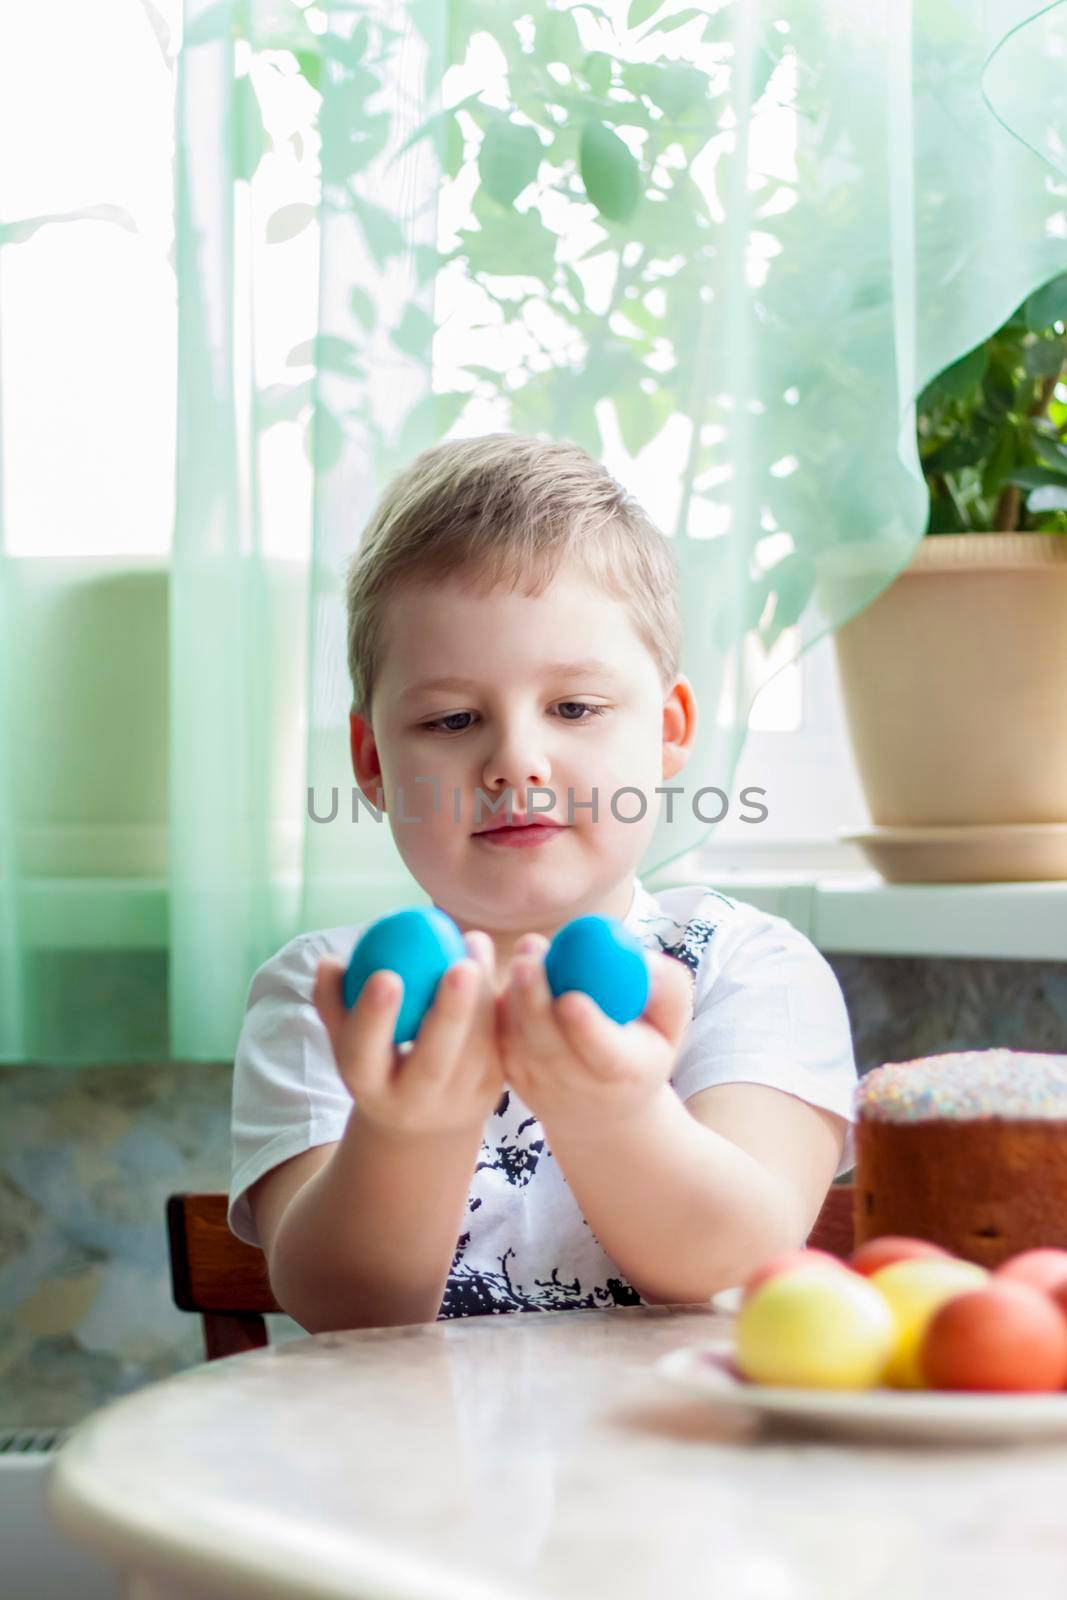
[{"left": 655, "top": 1343, "right": 1067, "bottom": 1444}]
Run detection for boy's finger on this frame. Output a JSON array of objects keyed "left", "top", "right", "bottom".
[
  {"left": 552, "top": 988, "right": 623, "bottom": 1076},
  {"left": 641, "top": 953, "right": 695, "bottom": 1048},
  {"left": 465, "top": 929, "right": 494, "bottom": 967},
  {"left": 465, "top": 930, "right": 496, "bottom": 1000},
  {"left": 465, "top": 932, "right": 501, "bottom": 1042},
  {"left": 411, "top": 958, "right": 482, "bottom": 1079},
  {"left": 316, "top": 955, "right": 400, "bottom": 1098},
  {"left": 507, "top": 957, "right": 565, "bottom": 1058}
]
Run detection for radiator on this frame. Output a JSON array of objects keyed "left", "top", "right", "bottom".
[{"left": 0, "top": 1428, "right": 121, "bottom": 1600}]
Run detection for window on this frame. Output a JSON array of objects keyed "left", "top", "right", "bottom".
[{"left": 0, "top": 0, "right": 869, "bottom": 860}]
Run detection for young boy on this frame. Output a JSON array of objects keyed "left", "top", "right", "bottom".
[{"left": 228, "top": 433, "right": 857, "bottom": 1334}]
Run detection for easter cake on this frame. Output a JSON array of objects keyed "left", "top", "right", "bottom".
[{"left": 853, "top": 1049, "right": 1067, "bottom": 1269}]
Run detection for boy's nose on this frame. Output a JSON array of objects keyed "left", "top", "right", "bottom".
[{"left": 481, "top": 744, "right": 552, "bottom": 803}]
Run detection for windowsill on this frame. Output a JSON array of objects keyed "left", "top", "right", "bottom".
[
  {"left": 650, "top": 859, "right": 1067, "bottom": 961},
  {"left": 14, "top": 866, "right": 1067, "bottom": 961}
]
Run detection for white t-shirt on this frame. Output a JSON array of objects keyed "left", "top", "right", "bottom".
[{"left": 229, "top": 878, "right": 858, "bottom": 1316}]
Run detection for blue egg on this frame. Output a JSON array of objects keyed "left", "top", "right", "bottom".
[
  {"left": 545, "top": 915, "right": 650, "bottom": 1025},
  {"left": 344, "top": 906, "right": 468, "bottom": 1045}
]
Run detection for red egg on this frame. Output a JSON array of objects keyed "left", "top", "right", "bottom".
[
  {"left": 1050, "top": 1280, "right": 1067, "bottom": 1327},
  {"left": 993, "top": 1249, "right": 1067, "bottom": 1297},
  {"left": 741, "top": 1247, "right": 849, "bottom": 1302},
  {"left": 920, "top": 1280, "right": 1067, "bottom": 1392},
  {"left": 849, "top": 1236, "right": 953, "bottom": 1278}
]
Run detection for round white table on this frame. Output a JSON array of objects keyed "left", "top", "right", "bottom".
[{"left": 46, "top": 1303, "right": 1067, "bottom": 1599}]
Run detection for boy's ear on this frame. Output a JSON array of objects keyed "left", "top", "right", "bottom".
[
  {"left": 349, "top": 710, "right": 386, "bottom": 811},
  {"left": 661, "top": 674, "right": 698, "bottom": 782}
]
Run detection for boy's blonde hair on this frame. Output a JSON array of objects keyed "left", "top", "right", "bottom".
[{"left": 344, "top": 432, "right": 680, "bottom": 720}]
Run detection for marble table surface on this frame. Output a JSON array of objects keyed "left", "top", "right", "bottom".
[{"left": 46, "top": 1302, "right": 1067, "bottom": 1600}]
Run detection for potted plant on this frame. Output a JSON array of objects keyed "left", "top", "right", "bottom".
[{"left": 830, "top": 274, "right": 1067, "bottom": 883}]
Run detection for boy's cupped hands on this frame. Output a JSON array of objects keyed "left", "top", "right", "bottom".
[
  {"left": 499, "top": 935, "right": 693, "bottom": 1142},
  {"left": 313, "top": 931, "right": 692, "bottom": 1143},
  {"left": 313, "top": 930, "right": 504, "bottom": 1139}
]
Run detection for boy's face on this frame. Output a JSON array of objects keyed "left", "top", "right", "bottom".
[{"left": 350, "top": 561, "right": 696, "bottom": 950}]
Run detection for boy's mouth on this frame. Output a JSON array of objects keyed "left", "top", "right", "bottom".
[{"left": 473, "top": 817, "right": 567, "bottom": 848}]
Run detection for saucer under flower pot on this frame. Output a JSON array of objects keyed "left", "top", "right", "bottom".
[{"left": 839, "top": 822, "right": 1067, "bottom": 884}]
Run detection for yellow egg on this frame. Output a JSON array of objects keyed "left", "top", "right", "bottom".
[
  {"left": 735, "top": 1267, "right": 896, "bottom": 1388},
  {"left": 869, "top": 1257, "right": 989, "bottom": 1388}
]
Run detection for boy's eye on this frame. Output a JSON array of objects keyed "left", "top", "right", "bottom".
[
  {"left": 419, "top": 703, "right": 609, "bottom": 734},
  {"left": 557, "top": 701, "right": 606, "bottom": 721},
  {"left": 425, "top": 711, "right": 474, "bottom": 734}
]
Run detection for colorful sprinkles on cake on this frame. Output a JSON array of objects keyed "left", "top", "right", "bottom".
[{"left": 856, "top": 1050, "right": 1067, "bottom": 1122}]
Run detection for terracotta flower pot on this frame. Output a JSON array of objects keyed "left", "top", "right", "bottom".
[{"left": 829, "top": 533, "right": 1067, "bottom": 882}]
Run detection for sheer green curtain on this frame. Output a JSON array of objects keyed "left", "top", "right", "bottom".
[{"left": 1, "top": 0, "right": 1066, "bottom": 1062}]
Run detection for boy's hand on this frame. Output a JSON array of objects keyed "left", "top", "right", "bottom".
[
  {"left": 499, "top": 935, "right": 694, "bottom": 1142},
  {"left": 313, "top": 931, "right": 505, "bottom": 1139}
]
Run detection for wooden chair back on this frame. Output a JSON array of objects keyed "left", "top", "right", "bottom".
[
  {"left": 167, "top": 1193, "right": 278, "bottom": 1362},
  {"left": 167, "top": 1182, "right": 855, "bottom": 1361}
]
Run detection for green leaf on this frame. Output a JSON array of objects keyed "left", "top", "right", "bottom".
[
  {"left": 256, "top": 379, "right": 313, "bottom": 429},
  {"left": 979, "top": 426, "right": 1017, "bottom": 498},
  {"left": 349, "top": 285, "right": 377, "bottom": 331},
  {"left": 392, "top": 304, "right": 435, "bottom": 360},
  {"left": 614, "top": 386, "right": 672, "bottom": 456},
  {"left": 318, "top": 69, "right": 392, "bottom": 183},
  {"left": 622, "top": 62, "right": 708, "bottom": 121},
  {"left": 919, "top": 344, "right": 987, "bottom": 409},
  {"left": 647, "top": 8, "right": 711, "bottom": 35},
  {"left": 561, "top": 262, "right": 586, "bottom": 309},
  {"left": 234, "top": 73, "right": 270, "bottom": 184},
  {"left": 303, "top": 406, "right": 346, "bottom": 474},
  {"left": 616, "top": 291, "right": 664, "bottom": 338},
  {"left": 579, "top": 121, "right": 641, "bottom": 222},
  {"left": 477, "top": 118, "right": 544, "bottom": 207},
  {"left": 980, "top": 367, "right": 1016, "bottom": 417},
  {"left": 926, "top": 481, "right": 968, "bottom": 534},
  {"left": 287, "top": 335, "right": 364, "bottom": 377},
  {"left": 508, "top": 369, "right": 557, "bottom": 436},
  {"left": 457, "top": 364, "right": 507, "bottom": 386},
  {"left": 266, "top": 202, "right": 316, "bottom": 244},
  {"left": 391, "top": 93, "right": 481, "bottom": 173},
  {"left": 559, "top": 395, "right": 603, "bottom": 457},
  {"left": 446, "top": 114, "right": 466, "bottom": 179},
  {"left": 397, "top": 390, "right": 468, "bottom": 457},
  {"left": 351, "top": 194, "right": 407, "bottom": 267},
  {"left": 1023, "top": 337, "right": 1067, "bottom": 379},
  {"left": 413, "top": 243, "right": 446, "bottom": 284},
  {"left": 1030, "top": 431, "right": 1067, "bottom": 472},
  {"left": 582, "top": 53, "right": 612, "bottom": 97},
  {"left": 457, "top": 207, "right": 558, "bottom": 281},
  {"left": 1002, "top": 466, "right": 1067, "bottom": 491},
  {"left": 627, "top": 0, "right": 666, "bottom": 29},
  {"left": 537, "top": 9, "right": 583, "bottom": 67},
  {"left": 919, "top": 420, "right": 996, "bottom": 476},
  {"left": 1024, "top": 272, "right": 1067, "bottom": 333},
  {"left": 294, "top": 49, "right": 321, "bottom": 93},
  {"left": 637, "top": 178, "right": 711, "bottom": 253},
  {"left": 750, "top": 45, "right": 779, "bottom": 104}
]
